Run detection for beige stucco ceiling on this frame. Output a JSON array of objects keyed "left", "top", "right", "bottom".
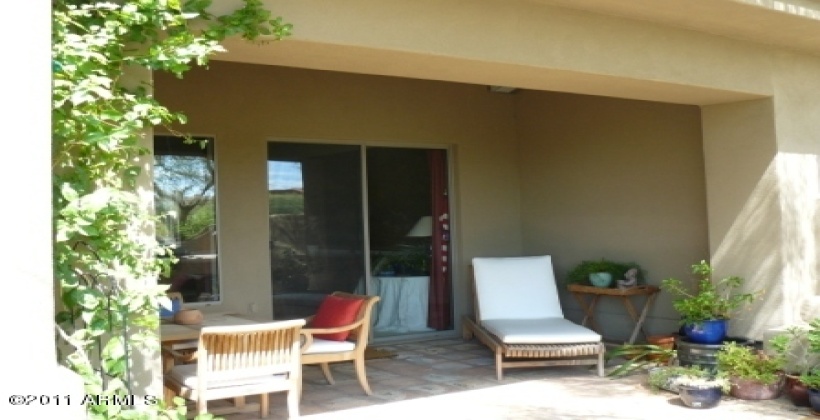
[
  {"left": 527, "top": 0, "right": 820, "bottom": 57},
  {"left": 212, "top": 0, "right": 820, "bottom": 105}
]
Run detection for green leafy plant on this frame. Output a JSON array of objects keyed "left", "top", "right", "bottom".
[
  {"left": 772, "top": 318, "right": 820, "bottom": 390},
  {"left": 661, "top": 260, "right": 762, "bottom": 326},
  {"left": 769, "top": 321, "right": 820, "bottom": 376},
  {"left": 567, "top": 259, "right": 644, "bottom": 286},
  {"left": 52, "top": 0, "right": 290, "bottom": 418},
  {"left": 716, "top": 341, "right": 785, "bottom": 385},
  {"left": 605, "top": 343, "right": 676, "bottom": 378},
  {"left": 799, "top": 369, "right": 820, "bottom": 390}
]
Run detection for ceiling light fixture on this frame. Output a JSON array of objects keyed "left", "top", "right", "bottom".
[{"left": 488, "top": 85, "right": 518, "bottom": 94}]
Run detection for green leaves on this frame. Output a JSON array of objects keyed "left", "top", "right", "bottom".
[
  {"left": 661, "top": 260, "right": 762, "bottom": 325},
  {"left": 716, "top": 341, "right": 785, "bottom": 385},
  {"left": 53, "top": 1, "right": 290, "bottom": 418},
  {"left": 605, "top": 343, "right": 675, "bottom": 378}
]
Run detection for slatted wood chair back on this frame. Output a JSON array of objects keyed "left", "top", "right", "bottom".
[{"left": 197, "top": 320, "right": 304, "bottom": 383}]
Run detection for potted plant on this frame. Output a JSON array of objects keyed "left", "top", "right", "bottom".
[
  {"left": 605, "top": 343, "right": 676, "bottom": 378},
  {"left": 769, "top": 320, "right": 820, "bottom": 407},
  {"left": 374, "top": 245, "right": 430, "bottom": 276},
  {"left": 716, "top": 341, "right": 785, "bottom": 400},
  {"left": 661, "top": 260, "right": 762, "bottom": 344},
  {"left": 799, "top": 369, "right": 820, "bottom": 412},
  {"left": 648, "top": 366, "right": 729, "bottom": 408},
  {"left": 646, "top": 364, "right": 728, "bottom": 409},
  {"left": 567, "top": 259, "right": 644, "bottom": 288},
  {"left": 670, "top": 365, "right": 729, "bottom": 409},
  {"left": 647, "top": 364, "right": 705, "bottom": 393},
  {"left": 803, "top": 319, "right": 820, "bottom": 412}
]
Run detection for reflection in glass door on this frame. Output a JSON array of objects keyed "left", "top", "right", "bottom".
[
  {"left": 367, "top": 147, "right": 452, "bottom": 338},
  {"left": 268, "top": 143, "right": 364, "bottom": 320},
  {"left": 267, "top": 142, "right": 452, "bottom": 339}
]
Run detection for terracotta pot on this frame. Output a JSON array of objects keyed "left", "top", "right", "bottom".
[
  {"left": 728, "top": 374, "right": 784, "bottom": 400},
  {"left": 174, "top": 309, "right": 203, "bottom": 325},
  {"left": 784, "top": 374, "right": 811, "bottom": 407},
  {"left": 647, "top": 334, "right": 676, "bottom": 362}
]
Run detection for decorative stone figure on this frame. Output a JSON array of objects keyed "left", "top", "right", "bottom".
[{"left": 617, "top": 268, "right": 639, "bottom": 290}]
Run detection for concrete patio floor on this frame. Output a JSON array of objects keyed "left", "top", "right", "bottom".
[{"left": 213, "top": 337, "right": 814, "bottom": 419}]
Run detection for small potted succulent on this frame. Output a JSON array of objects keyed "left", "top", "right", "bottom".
[
  {"left": 674, "top": 368, "right": 729, "bottom": 409},
  {"left": 661, "top": 260, "right": 762, "bottom": 344}
]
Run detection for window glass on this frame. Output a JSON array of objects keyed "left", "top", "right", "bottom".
[{"left": 154, "top": 135, "right": 220, "bottom": 303}]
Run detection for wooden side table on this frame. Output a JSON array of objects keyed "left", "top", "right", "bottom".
[{"left": 567, "top": 284, "right": 660, "bottom": 345}]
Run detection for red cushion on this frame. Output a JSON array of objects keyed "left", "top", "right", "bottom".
[{"left": 310, "top": 295, "right": 365, "bottom": 341}]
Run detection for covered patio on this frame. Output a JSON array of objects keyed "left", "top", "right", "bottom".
[
  {"left": 13, "top": 1, "right": 820, "bottom": 418},
  {"left": 215, "top": 338, "right": 803, "bottom": 419}
]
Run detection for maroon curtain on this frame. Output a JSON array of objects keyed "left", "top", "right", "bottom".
[{"left": 428, "top": 150, "right": 451, "bottom": 330}]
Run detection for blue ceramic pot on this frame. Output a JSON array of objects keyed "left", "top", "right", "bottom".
[
  {"left": 589, "top": 272, "right": 613, "bottom": 287},
  {"left": 808, "top": 388, "right": 820, "bottom": 412},
  {"left": 683, "top": 319, "right": 727, "bottom": 344},
  {"left": 679, "top": 385, "right": 722, "bottom": 409}
]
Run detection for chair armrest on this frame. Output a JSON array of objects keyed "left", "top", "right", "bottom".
[
  {"left": 299, "top": 331, "right": 314, "bottom": 352},
  {"left": 300, "top": 318, "right": 364, "bottom": 351},
  {"left": 301, "top": 318, "right": 363, "bottom": 336}
]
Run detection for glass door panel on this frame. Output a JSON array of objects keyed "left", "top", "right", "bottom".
[
  {"left": 367, "top": 147, "right": 452, "bottom": 338},
  {"left": 267, "top": 141, "right": 453, "bottom": 339},
  {"left": 268, "top": 142, "right": 365, "bottom": 319}
]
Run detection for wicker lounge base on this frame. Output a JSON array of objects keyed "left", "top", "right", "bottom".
[{"left": 463, "top": 315, "right": 605, "bottom": 380}]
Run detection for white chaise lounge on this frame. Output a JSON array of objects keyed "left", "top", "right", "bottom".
[{"left": 462, "top": 255, "right": 605, "bottom": 380}]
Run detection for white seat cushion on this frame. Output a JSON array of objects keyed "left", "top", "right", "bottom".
[
  {"left": 473, "top": 255, "right": 564, "bottom": 321},
  {"left": 169, "top": 364, "right": 288, "bottom": 389},
  {"left": 482, "top": 318, "right": 601, "bottom": 344},
  {"left": 303, "top": 338, "right": 356, "bottom": 354}
]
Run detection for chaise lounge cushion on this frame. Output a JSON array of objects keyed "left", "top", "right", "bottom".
[
  {"left": 473, "top": 255, "right": 564, "bottom": 321},
  {"left": 481, "top": 318, "right": 601, "bottom": 344}
]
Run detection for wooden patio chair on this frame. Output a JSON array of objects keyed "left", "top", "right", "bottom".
[
  {"left": 163, "top": 319, "right": 305, "bottom": 419},
  {"left": 161, "top": 292, "right": 198, "bottom": 374},
  {"left": 462, "top": 255, "right": 605, "bottom": 380},
  {"left": 300, "top": 292, "right": 380, "bottom": 395}
]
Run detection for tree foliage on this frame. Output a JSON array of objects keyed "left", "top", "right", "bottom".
[{"left": 51, "top": 1, "right": 291, "bottom": 418}]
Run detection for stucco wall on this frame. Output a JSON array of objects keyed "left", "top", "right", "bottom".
[
  {"left": 155, "top": 0, "right": 820, "bottom": 343},
  {"left": 154, "top": 61, "right": 524, "bottom": 322},
  {"left": 517, "top": 91, "right": 707, "bottom": 338},
  {"left": 156, "top": 62, "right": 717, "bottom": 342}
]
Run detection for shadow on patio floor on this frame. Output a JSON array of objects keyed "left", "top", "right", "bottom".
[{"left": 207, "top": 337, "right": 812, "bottom": 419}]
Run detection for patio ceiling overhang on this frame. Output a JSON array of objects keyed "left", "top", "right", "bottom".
[
  {"left": 530, "top": 0, "right": 820, "bottom": 57},
  {"left": 207, "top": 0, "right": 820, "bottom": 106},
  {"left": 216, "top": 39, "right": 765, "bottom": 106}
]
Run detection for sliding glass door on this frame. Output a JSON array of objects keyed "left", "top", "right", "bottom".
[
  {"left": 268, "top": 143, "right": 365, "bottom": 319},
  {"left": 267, "top": 142, "right": 453, "bottom": 339}
]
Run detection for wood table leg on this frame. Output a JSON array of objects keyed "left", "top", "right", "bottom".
[
  {"left": 572, "top": 292, "right": 601, "bottom": 333},
  {"left": 621, "top": 296, "right": 640, "bottom": 344},
  {"left": 633, "top": 293, "right": 658, "bottom": 343},
  {"left": 567, "top": 285, "right": 661, "bottom": 345}
]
